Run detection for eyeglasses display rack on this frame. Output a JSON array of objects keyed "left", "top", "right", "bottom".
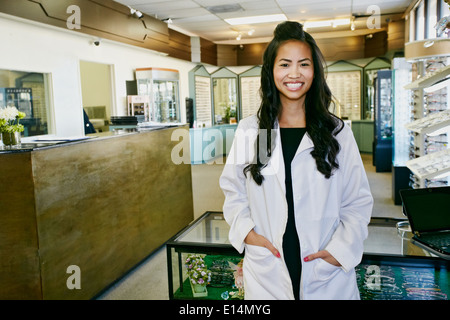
[
  {"left": 404, "top": 57, "right": 450, "bottom": 189},
  {"left": 374, "top": 70, "right": 394, "bottom": 172}
]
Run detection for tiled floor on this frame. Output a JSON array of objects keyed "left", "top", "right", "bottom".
[{"left": 97, "top": 153, "right": 405, "bottom": 300}]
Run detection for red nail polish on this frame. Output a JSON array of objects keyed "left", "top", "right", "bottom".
[
  {"left": 276, "top": 252, "right": 281, "bottom": 258},
  {"left": 303, "top": 257, "right": 309, "bottom": 262}
]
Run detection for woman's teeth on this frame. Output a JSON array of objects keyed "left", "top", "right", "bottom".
[{"left": 286, "top": 83, "right": 303, "bottom": 89}]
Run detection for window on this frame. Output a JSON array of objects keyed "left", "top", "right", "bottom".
[
  {"left": 427, "top": 0, "right": 438, "bottom": 39},
  {"left": 416, "top": 1, "right": 425, "bottom": 41},
  {"left": 0, "top": 69, "right": 53, "bottom": 136}
]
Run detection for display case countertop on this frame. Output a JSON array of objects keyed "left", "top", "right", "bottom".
[{"left": 0, "top": 123, "right": 184, "bottom": 153}]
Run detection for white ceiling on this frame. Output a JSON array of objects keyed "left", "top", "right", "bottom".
[{"left": 113, "top": 0, "right": 413, "bottom": 44}]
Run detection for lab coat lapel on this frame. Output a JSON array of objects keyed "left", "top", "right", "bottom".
[
  {"left": 271, "top": 121, "right": 285, "bottom": 193},
  {"left": 295, "top": 132, "right": 314, "bottom": 157}
]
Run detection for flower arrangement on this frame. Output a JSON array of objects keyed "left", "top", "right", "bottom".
[
  {"left": 0, "top": 106, "right": 26, "bottom": 133},
  {"left": 185, "top": 254, "right": 211, "bottom": 286}
]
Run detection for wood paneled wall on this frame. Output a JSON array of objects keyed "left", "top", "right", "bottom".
[
  {"left": 218, "top": 28, "right": 398, "bottom": 66},
  {"left": 0, "top": 0, "right": 194, "bottom": 62},
  {"left": 317, "top": 36, "right": 366, "bottom": 61},
  {"left": 1, "top": 0, "right": 405, "bottom": 66},
  {"left": 168, "top": 28, "right": 191, "bottom": 62},
  {"left": 217, "top": 44, "right": 238, "bottom": 66},
  {"left": 0, "top": 0, "right": 169, "bottom": 53},
  {"left": 237, "top": 43, "right": 267, "bottom": 66},
  {"left": 387, "top": 20, "right": 406, "bottom": 51},
  {"left": 364, "top": 31, "right": 388, "bottom": 58},
  {"left": 200, "top": 38, "right": 217, "bottom": 66}
]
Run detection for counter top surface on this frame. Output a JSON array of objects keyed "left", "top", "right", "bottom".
[{"left": 0, "top": 124, "right": 185, "bottom": 154}]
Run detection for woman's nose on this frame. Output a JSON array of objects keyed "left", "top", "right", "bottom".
[{"left": 288, "top": 66, "right": 300, "bottom": 78}]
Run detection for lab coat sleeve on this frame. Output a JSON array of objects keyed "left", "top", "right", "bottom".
[
  {"left": 324, "top": 126, "right": 373, "bottom": 272},
  {"left": 219, "top": 120, "right": 256, "bottom": 254}
]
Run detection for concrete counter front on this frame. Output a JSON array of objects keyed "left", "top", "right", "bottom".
[{"left": 0, "top": 126, "right": 194, "bottom": 299}]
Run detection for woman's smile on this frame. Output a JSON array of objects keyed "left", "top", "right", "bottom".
[{"left": 285, "top": 81, "right": 304, "bottom": 90}]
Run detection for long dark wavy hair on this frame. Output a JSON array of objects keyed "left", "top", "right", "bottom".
[{"left": 244, "top": 21, "right": 343, "bottom": 185}]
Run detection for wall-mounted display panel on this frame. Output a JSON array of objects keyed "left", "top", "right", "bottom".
[
  {"left": 189, "top": 65, "right": 212, "bottom": 128},
  {"left": 239, "top": 66, "right": 262, "bottom": 120},
  {"left": 194, "top": 76, "right": 212, "bottom": 128},
  {"left": 327, "top": 71, "right": 362, "bottom": 120}
]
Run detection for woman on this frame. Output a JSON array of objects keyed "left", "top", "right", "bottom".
[{"left": 219, "top": 21, "right": 373, "bottom": 300}]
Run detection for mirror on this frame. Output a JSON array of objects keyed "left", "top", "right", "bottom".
[{"left": 213, "top": 77, "right": 237, "bottom": 125}]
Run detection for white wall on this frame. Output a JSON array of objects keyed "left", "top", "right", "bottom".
[{"left": 0, "top": 13, "right": 197, "bottom": 136}]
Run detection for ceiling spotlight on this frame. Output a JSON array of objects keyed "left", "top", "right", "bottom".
[
  {"left": 129, "top": 6, "right": 143, "bottom": 19},
  {"left": 351, "top": 17, "right": 356, "bottom": 31},
  {"left": 236, "top": 33, "right": 242, "bottom": 41},
  {"left": 163, "top": 18, "right": 173, "bottom": 24},
  {"left": 248, "top": 29, "right": 255, "bottom": 36}
]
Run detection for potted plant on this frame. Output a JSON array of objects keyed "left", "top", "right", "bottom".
[
  {"left": 185, "top": 254, "right": 211, "bottom": 297},
  {"left": 0, "top": 106, "right": 25, "bottom": 147}
]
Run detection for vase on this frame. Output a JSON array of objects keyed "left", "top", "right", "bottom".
[
  {"left": 1, "top": 131, "right": 21, "bottom": 147},
  {"left": 190, "top": 281, "right": 208, "bottom": 297}
]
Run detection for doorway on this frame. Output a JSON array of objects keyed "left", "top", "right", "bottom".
[{"left": 79, "top": 61, "right": 114, "bottom": 132}]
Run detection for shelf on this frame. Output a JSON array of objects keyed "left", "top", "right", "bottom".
[
  {"left": 406, "top": 148, "right": 450, "bottom": 180},
  {"left": 404, "top": 64, "right": 450, "bottom": 90},
  {"left": 404, "top": 109, "right": 450, "bottom": 135}
]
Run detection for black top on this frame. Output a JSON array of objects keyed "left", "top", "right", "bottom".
[{"left": 280, "top": 127, "right": 307, "bottom": 300}]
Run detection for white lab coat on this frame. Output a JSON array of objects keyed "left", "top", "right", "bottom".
[{"left": 219, "top": 115, "right": 373, "bottom": 300}]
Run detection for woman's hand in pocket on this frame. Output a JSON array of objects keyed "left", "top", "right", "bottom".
[
  {"left": 303, "top": 250, "right": 341, "bottom": 267},
  {"left": 244, "top": 229, "right": 281, "bottom": 258}
]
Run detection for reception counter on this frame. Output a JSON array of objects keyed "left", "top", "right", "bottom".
[{"left": 0, "top": 126, "right": 194, "bottom": 299}]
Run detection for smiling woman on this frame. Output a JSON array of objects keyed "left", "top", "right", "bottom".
[{"left": 220, "top": 21, "right": 373, "bottom": 300}]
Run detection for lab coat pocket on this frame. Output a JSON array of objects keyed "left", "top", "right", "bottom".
[
  {"left": 244, "top": 243, "right": 272, "bottom": 258},
  {"left": 305, "top": 258, "right": 341, "bottom": 297},
  {"left": 313, "top": 258, "right": 341, "bottom": 281},
  {"left": 243, "top": 244, "right": 293, "bottom": 299}
]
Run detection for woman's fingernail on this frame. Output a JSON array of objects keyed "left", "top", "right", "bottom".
[
  {"left": 303, "top": 257, "right": 309, "bottom": 262},
  {"left": 276, "top": 252, "right": 281, "bottom": 258}
]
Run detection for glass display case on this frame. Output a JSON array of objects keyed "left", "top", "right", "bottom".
[
  {"left": 374, "top": 70, "right": 393, "bottom": 172},
  {"left": 135, "top": 68, "right": 180, "bottom": 123},
  {"left": 167, "top": 212, "right": 450, "bottom": 300},
  {"left": 166, "top": 212, "right": 243, "bottom": 300}
]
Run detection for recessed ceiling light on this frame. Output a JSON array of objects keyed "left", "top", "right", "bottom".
[
  {"left": 224, "top": 14, "right": 287, "bottom": 26},
  {"left": 304, "top": 18, "right": 350, "bottom": 29}
]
